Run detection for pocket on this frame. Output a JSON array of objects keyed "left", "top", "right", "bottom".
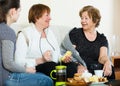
[{"left": 8, "top": 73, "right": 19, "bottom": 81}]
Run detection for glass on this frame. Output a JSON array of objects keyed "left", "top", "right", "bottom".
[{"left": 109, "top": 35, "right": 120, "bottom": 56}]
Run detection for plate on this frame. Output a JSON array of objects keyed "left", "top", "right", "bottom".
[
  {"left": 66, "top": 82, "right": 87, "bottom": 86},
  {"left": 91, "top": 82, "right": 107, "bottom": 85}
]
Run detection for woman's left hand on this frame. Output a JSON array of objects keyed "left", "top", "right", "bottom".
[
  {"left": 77, "top": 65, "right": 87, "bottom": 73},
  {"left": 103, "top": 61, "right": 112, "bottom": 76}
]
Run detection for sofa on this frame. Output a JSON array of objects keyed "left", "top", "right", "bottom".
[{"left": 11, "top": 23, "right": 72, "bottom": 46}]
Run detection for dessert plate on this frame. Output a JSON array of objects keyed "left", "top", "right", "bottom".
[{"left": 91, "top": 81, "right": 107, "bottom": 85}]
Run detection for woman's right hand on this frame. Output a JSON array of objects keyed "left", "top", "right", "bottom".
[
  {"left": 26, "top": 67, "right": 36, "bottom": 73},
  {"left": 43, "top": 50, "right": 52, "bottom": 62},
  {"left": 36, "top": 50, "right": 52, "bottom": 65}
]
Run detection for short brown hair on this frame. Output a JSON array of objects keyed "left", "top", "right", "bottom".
[
  {"left": 28, "top": 4, "right": 50, "bottom": 23},
  {"left": 79, "top": 5, "right": 101, "bottom": 27}
]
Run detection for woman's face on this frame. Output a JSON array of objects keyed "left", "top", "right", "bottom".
[
  {"left": 36, "top": 11, "right": 51, "bottom": 29},
  {"left": 80, "top": 11, "right": 96, "bottom": 30}
]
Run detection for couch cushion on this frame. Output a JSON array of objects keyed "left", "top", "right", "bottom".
[{"left": 11, "top": 23, "right": 72, "bottom": 46}]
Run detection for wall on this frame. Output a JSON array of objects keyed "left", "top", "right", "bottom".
[
  {"left": 18, "top": 0, "right": 115, "bottom": 34},
  {"left": 113, "top": 0, "right": 120, "bottom": 35},
  {"left": 18, "top": 0, "right": 51, "bottom": 24},
  {"left": 18, "top": 0, "right": 113, "bottom": 34},
  {"left": 16, "top": 0, "right": 119, "bottom": 54},
  {"left": 111, "top": 0, "right": 120, "bottom": 55}
]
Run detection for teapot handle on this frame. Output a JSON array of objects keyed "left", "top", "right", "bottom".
[{"left": 50, "top": 70, "right": 56, "bottom": 80}]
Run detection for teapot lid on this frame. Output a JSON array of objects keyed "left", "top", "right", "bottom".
[{"left": 56, "top": 65, "right": 66, "bottom": 69}]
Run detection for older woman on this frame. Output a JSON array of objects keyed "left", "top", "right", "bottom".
[
  {"left": 15, "top": 3, "right": 60, "bottom": 79},
  {"left": 15, "top": 4, "right": 78, "bottom": 82},
  {"left": 61, "top": 5, "right": 115, "bottom": 80}
]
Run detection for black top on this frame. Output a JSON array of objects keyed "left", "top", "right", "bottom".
[{"left": 69, "top": 27, "right": 108, "bottom": 69}]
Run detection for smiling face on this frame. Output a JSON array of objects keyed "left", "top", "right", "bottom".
[
  {"left": 36, "top": 11, "right": 51, "bottom": 29},
  {"left": 80, "top": 11, "right": 96, "bottom": 30},
  {"left": 28, "top": 4, "right": 51, "bottom": 30},
  {"left": 79, "top": 6, "right": 101, "bottom": 29}
]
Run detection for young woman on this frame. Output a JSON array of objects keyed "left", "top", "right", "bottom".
[{"left": 0, "top": 0, "right": 53, "bottom": 86}]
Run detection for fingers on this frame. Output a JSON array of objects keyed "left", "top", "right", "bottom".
[
  {"left": 48, "top": 50, "right": 52, "bottom": 56},
  {"left": 26, "top": 67, "right": 36, "bottom": 73},
  {"left": 104, "top": 70, "right": 112, "bottom": 76},
  {"left": 77, "top": 69, "right": 85, "bottom": 73},
  {"left": 43, "top": 50, "right": 52, "bottom": 61},
  {"left": 77, "top": 68, "right": 87, "bottom": 73},
  {"left": 63, "top": 56, "right": 72, "bottom": 63},
  {"left": 103, "top": 66, "right": 112, "bottom": 76},
  {"left": 103, "top": 62, "right": 112, "bottom": 76},
  {"left": 77, "top": 65, "right": 87, "bottom": 73}
]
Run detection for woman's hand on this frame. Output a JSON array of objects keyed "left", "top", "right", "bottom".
[
  {"left": 77, "top": 65, "right": 87, "bottom": 73},
  {"left": 62, "top": 56, "right": 72, "bottom": 63},
  {"left": 36, "top": 50, "right": 52, "bottom": 65},
  {"left": 103, "top": 61, "right": 112, "bottom": 76},
  {"left": 61, "top": 51, "right": 72, "bottom": 63},
  {"left": 43, "top": 50, "right": 52, "bottom": 62},
  {"left": 26, "top": 67, "right": 36, "bottom": 73}
]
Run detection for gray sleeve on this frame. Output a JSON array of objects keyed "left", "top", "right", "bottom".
[{"left": 2, "top": 40, "right": 26, "bottom": 72}]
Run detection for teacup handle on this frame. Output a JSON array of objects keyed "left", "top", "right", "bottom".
[{"left": 50, "top": 70, "right": 56, "bottom": 80}]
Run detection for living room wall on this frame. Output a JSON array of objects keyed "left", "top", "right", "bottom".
[{"left": 18, "top": 0, "right": 113, "bottom": 34}]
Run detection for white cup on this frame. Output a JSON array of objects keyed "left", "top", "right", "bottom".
[{"left": 94, "top": 70, "right": 103, "bottom": 77}]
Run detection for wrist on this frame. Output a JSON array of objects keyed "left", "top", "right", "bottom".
[
  {"left": 36, "top": 57, "right": 45, "bottom": 65},
  {"left": 104, "top": 60, "right": 111, "bottom": 65},
  {"left": 42, "top": 57, "right": 46, "bottom": 62}
]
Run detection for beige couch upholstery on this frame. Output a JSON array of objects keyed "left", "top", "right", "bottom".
[{"left": 11, "top": 23, "right": 72, "bottom": 46}]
